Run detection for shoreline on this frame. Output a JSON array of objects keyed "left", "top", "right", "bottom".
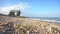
[{"left": 26, "top": 18, "right": 60, "bottom": 24}]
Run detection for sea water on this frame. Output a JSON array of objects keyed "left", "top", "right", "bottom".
[
  {"left": 37, "top": 17, "right": 60, "bottom": 21},
  {"left": 31, "top": 17, "right": 60, "bottom": 24}
]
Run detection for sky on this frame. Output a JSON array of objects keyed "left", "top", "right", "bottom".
[{"left": 0, "top": 0, "right": 60, "bottom": 17}]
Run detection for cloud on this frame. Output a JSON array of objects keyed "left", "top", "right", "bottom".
[{"left": 0, "top": 2, "right": 30, "bottom": 15}]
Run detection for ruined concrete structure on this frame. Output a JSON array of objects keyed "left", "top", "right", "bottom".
[{"left": 9, "top": 10, "right": 20, "bottom": 16}]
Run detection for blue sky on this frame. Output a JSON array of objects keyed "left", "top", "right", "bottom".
[{"left": 0, "top": 0, "right": 60, "bottom": 17}]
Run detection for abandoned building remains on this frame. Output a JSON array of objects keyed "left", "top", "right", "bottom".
[{"left": 9, "top": 10, "right": 20, "bottom": 16}]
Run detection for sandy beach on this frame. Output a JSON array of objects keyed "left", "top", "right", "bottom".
[{"left": 0, "top": 15, "right": 60, "bottom": 34}]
